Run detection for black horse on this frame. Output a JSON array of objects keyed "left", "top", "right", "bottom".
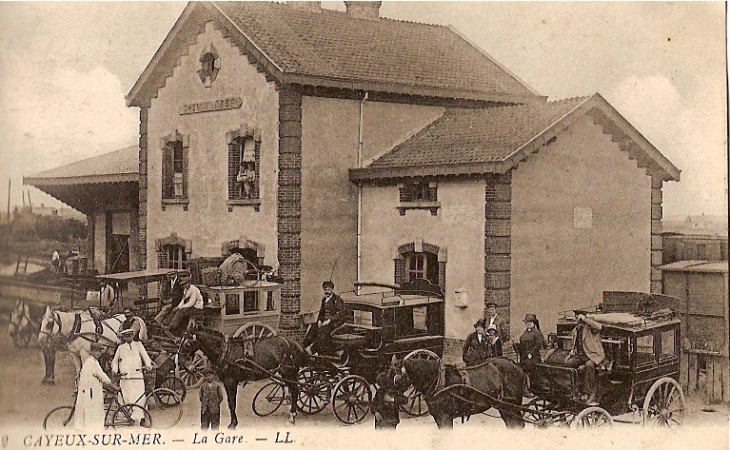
[
  {"left": 381, "top": 357, "right": 526, "bottom": 429},
  {"left": 179, "top": 324, "right": 308, "bottom": 428}
]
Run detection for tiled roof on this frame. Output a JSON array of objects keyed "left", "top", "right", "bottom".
[
  {"left": 25, "top": 146, "right": 138, "bottom": 185},
  {"left": 369, "top": 97, "right": 588, "bottom": 168},
  {"left": 351, "top": 94, "right": 680, "bottom": 182},
  {"left": 128, "top": 1, "right": 538, "bottom": 106}
]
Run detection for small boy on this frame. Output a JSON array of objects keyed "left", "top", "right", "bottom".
[
  {"left": 371, "top": 373, "right": 406, "bottom": 430},
  {"left": 199, "top": 368, "right": 225, "bottom": 430}
]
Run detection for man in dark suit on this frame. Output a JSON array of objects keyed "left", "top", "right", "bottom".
[{"left": 307, "top": 281, "right": 345, "bottom": 356}]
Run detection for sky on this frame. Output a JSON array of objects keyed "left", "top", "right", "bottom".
[{"left": 0, "top": 1, "right": 726, "bottom": 219}]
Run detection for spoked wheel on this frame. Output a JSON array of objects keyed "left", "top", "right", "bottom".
[
  {"left": 399, "top": 349, "right": 441, "bottom": 417},
  {"left": 233, "top": 323, "right": 277, "bottom": 341},
  {"left": 523, "top": 397, "right": 555, "bottom": 428},
  {"left": 573, "top": 406, "right": 614, "bottom": 429},
  {"left": 111, "top": 404, "right": 152, "bottom": 429},
  {"left": 158, "top": 375, "right": 187, "bottom": 402},
  {"left": 43, "top": 406, "right": 75, "bottom": 430},
  {"left": 332, "top": 375, "right": 372, "bottom": 424},
  {"left": 297, "top": 374, "right": 332, "bottom": 414},
  {"left": 252, "top": 381, "right": 289, "bottom": 417},
  {"left": 145, "top": 388, "right": 182, "bottom": 429},
  {"left": 642, "top": 377, "right": 685, "bottom": 428},
  {"left": 176, "top": 351, "right": 207, "bottom": 389},
  {"left": 13, "top": 329, "right": 32, "bottom": 348}
]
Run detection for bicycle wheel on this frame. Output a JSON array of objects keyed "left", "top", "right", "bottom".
[
  {"left": 157, "top": 376, "right": 187, "bottom": 403},
  {"left": 145, "top": 388, "right": 183, "bottom": 429},
  {"left": 252, "top": 381, "right": 288, "bottom": 417},
  {"left": 43, "top": 406, "right": 75, "bottom": 430},
  {"left": 111, "top": 404, "right": 152, "bottom": 429}
]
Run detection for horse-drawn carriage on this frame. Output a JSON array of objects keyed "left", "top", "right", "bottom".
[
  {"left": 253, "top": 281, "right": 445, "bottom": 424},
  {"left": 527, "top": 291, "right": 685, "bottom": 428},
  {"left": 378, "top": 291, "right": 686, "bottom": 430}
]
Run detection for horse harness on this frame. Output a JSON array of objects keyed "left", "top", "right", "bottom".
[{"left": 41, "top": 310, "right": 123, "bottom": 347}]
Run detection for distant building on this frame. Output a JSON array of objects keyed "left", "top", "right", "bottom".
[
  {"left": 32, "top": 204, "right": 86, "bottom": 221},
  {"left": 663, "top": 214, "right": 728, "bottom": 236}
]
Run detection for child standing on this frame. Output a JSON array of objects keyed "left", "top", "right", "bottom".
[
  {"left": 371, "top": 373, "right": 406, "bottom": 430},
  {"left": 199, "top": 368, "right": 225, "bottom": 430},
  {"left": 486, "top": 324, "right": 503, "bottom": 357}
]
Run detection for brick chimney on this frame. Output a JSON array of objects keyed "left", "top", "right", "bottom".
[
  {"left": 344, "top": 1, "right": 382, "bottom": 19},
  {"left": 289, "top": 2, "right": 322, "bottom": 13}
]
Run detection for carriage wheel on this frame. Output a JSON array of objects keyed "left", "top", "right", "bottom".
[
  {"left": 158, "top": 375, "right": 187, "bottom": 403},
  {"left": 43, "top": 406, "right": 75, "bottom": 430},
  {"left": 111, "top": 404, "right": 152, "bottom": 429},
  {"left": 145, "top": 388, "right": 183, "bottom": 429},
  {"left": 13, "top": 329, "right": 32, "bottom": 348},
  {"left": 403, "top": 349, "right": 442, "bottom": 364},
  {"left": 176, "top": 350, "right": 207, "bottom": 389},
  {"left": 332, "top": 375, "right": 372, "bottom": 424},
  {"left": 398, "top": 349, "right": 441, "bottom": 417},
  {"left": 642, "top": 377, "right": 685, "bottom": 428},
  {"left": 573, "top": 406, "right": 614, "bottom": 429},
  {"left": 297, "top": 375, "right": 332, "bottom": 414},
  {"left": 233, "top": 323, "right": 277, "bottom": 341},
  {"left": 252, "top": 381, "right": 289, "bottom": 417},
  {"left": 523, "top": 397, "right": 555, "bottom": 428}
]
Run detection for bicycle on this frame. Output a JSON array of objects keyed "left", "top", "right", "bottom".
[{"left": 44, "top": 368, "right": 183, "bottom": 430}]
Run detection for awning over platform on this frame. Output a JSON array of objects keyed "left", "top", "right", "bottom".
[{"left": 24, "top": 146, "right": 139, "bottom": 215}]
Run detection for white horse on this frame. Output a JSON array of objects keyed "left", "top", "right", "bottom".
[{"left": 37, "top": 306, "right": 126, "bottom": 375}]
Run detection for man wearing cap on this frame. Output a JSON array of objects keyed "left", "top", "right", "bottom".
[
  {"left": 484, "top": 302, "right": 508, "bottom": 343},
  {"left": 122, "top": 308, "right": 148, "bottom": 343},
  {"left": 112, "top": 328, "right": 154, "bottom": 425},
  {"left": 564, "top": 314, "right": 604, "bottom": 404},
  {"left": 462, "top": 318, "right": 491, "bottom": 366},
  {"left": 167, "top": 279, "right": 204, "bottom": 332},
  {"left": 309, "top": 281, "right": 344, "bottom": 356},
  {"left": 75, "top": 343, "right": 118, "bottom": 430}
]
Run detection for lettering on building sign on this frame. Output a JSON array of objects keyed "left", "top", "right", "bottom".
[{"left": 179, "top": 97, "right": 243, "bottom": 115}]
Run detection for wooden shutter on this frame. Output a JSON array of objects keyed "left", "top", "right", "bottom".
[{"left": 162, "top": 145, "right": 173, "bottom": 199}]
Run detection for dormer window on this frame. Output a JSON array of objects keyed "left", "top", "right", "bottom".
[{"left": 397, "top": 180, "right": 440, "bottom": 216}]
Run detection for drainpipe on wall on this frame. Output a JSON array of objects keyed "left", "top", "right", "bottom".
[{"left": 357, "top": 92, "right": 369, "bottom": 292}]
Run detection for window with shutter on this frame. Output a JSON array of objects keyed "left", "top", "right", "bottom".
[
  {"left": 226, "top": 130, "right": 262, "bottom": 211},
  {"left": 397, "top": 180, "right": 440, "bottom": 215},
  {"left": 161, "top": 132, "right": 189, "bottom": 210}
]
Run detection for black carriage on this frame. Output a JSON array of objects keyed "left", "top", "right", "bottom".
[
  {"left": 525, "top": 291, "right": 685, "bottom": 428},
  {"left": 254, "top": 281, "right": 445, "bottom": 424}
]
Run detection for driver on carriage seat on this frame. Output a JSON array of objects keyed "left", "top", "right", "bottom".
[
  {"left": 304, "top": 281, "right": 345, "bottom": 357},
  {"left": 166, "top": 278, "right": 204, "bottom": 333},
  {"left": 563, "top": 314, "right": 604, "bottom": 405}
]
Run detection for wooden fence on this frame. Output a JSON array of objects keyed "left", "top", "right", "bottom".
[{"left": 680, "top": 349, "right": 730, "bottom": 403}]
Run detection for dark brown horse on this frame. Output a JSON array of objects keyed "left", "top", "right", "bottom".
[
  {"left": 381, "top": 357, "right": 525, "bottom": 429},
  {"left": 179, "top": 325, "right": 308, "bottom": 428}
]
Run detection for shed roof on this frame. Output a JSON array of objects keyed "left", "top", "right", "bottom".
[
  {"left": 350, "top": 93, "right": 681, "bottom": 182},
  {"left": 24, "top": 146, "right": 139, "bottom": 186},
  {"left": 127, "top": 1, "right": 538, "bottom": 107},
  {"left": 659, "top": 260, "right": 729, "bottom": 273}
]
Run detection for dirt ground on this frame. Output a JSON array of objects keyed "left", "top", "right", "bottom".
[{"left": 0, "top": 313, "right": 727, "bottom": 450}]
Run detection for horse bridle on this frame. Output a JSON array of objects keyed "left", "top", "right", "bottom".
[{"left": 38, "top": 311, "right": 63, "bottom": 339}]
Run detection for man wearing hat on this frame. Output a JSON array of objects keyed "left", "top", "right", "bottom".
[
  {"left": 167, "top": 278, "right": 204, "bottom": 332},
  {"left": 462, "top": 319, "right": 491, "bottom": 366},
  {"left": 564, "top": 314, "right": 604, "bottom": 404},
  {"left": 484, "top": 302, "right": 508, "bottom": 343},
  {"left": 307, "top": 281, "right": 344, "bottom": 356},
  {"left": 112, "top": 328, "right": 154, "bottom": 425},
  {"left": 75, "top": 343, "right": 118, "bottom": 430}
]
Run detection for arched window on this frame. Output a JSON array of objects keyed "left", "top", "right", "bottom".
[
  {"left": 156, "top": 233, "right": 192, "bottom": 269},
  {"left": 394, "top": 241, "right": 446, "bottom": 293}
]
